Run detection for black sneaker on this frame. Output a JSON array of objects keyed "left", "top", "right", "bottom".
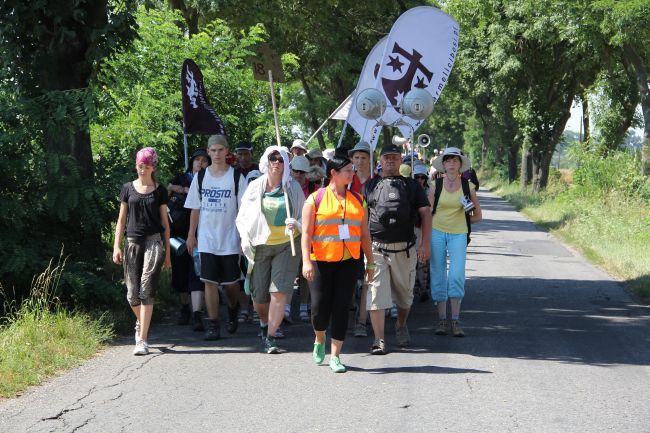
[
  {"left": 192, "top": 311, "right": 204, "bottom": 332},
  {"left": 204, "top": 319, "right": 221, "bottom": 340},
  {"left": 178, "top": 304, "right": 191, "bottom": 325},
  {"left": 264, "top": 336, "right": 280, "bottom": 354},
  {"left": 226, "top": 305, "right": 240, "bottom": 334}
]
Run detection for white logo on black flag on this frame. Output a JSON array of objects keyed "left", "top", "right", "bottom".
[{"left": 181, "top": 59, "right": 226, "bottom": 135}]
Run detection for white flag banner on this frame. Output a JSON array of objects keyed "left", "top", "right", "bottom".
[
  {"left": 347, "top": 37, "right": 388, "bottom": 150},
  {"left": 347, "top": 7, "right": 459, "bottom": 149},
  {"left": 330, "top": 94, "right": 353, "bottom": 120}
]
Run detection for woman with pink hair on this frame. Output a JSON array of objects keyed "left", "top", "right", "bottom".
[{"left": 113, "top": 147, "right": 171, "bottom": 355}]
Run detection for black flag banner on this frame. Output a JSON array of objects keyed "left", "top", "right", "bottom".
[{"left": 181, "top": 59, "right": 226, "bottom": 135}]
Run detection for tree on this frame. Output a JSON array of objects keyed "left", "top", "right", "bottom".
[{"left": 595, "top": 0, "right": 650, "bottom": 176}]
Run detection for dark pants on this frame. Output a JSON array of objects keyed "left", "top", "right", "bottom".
[{"left": 310, "top": 259, "right": 358, "bottom": 341}]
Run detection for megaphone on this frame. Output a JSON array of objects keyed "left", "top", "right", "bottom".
[
  {"left": 355, "top": 88, "right": 387, "bottom": 120},
  {"left": 402, "top": 89, "right": 434, "bottom": 120},
  {"left": 392, "top": 135, "right": 409, "bottom": 146},
  {"left": 417, "top": 134, "right": 430, "bottom": 148}
]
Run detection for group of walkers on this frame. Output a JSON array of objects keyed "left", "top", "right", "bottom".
[{"left": 112, "top": 135, "right": 482, "bottom": 373}]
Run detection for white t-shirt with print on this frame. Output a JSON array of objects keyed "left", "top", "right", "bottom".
[{"left": 184, "top": 166, "right": 247, "bottom": 255}]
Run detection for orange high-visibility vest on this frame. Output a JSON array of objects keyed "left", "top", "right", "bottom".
[{"left": 310, "top": 187, "right": 364, "bottom": 262}]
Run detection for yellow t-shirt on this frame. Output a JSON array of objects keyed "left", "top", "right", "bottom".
[{"left": 432, "top": 183, "right": 475, "bottom": 234}]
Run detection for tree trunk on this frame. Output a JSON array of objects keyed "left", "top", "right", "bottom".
[
  {"left": 299, "top": 72, "right": 326, "bottom": 150},
  {"left": 521, "top": 141, "right": 532, "bottom": 188},
  {"left": 508, "top": 142, "right": 518, "bottom": 183},
  {"left": 582, "top": 92, "right": 590, "bottom": 144},
  {"left": 168, "top": 0, "right": 200, "bottom": 35},
  {"left": 531, "top": 147, "right": 554, "bottom": 193},
  {"left": 624, "top": 44, "right": 650, "bottom": 176},
  {"left": 481, "top": 119, "right": 490, "bottom": 167}
]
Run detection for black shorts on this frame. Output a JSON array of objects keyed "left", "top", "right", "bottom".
[
  {"left": 200, "top": 253, "right": 241, "bottom": 285},
  {"left": 171, "top": 252, "right": 203, "bottom": 293}
]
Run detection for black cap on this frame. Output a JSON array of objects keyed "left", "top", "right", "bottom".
[
  {"left": 235, "top": 140, "right": 253, "bottom": 151},
  {"left": 380, "top": 143, "right": 403, "bottom": 156},
  {"left": 189, "top": 148, "right": 211, "bottom": 168}
]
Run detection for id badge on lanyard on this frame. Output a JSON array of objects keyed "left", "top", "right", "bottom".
[{"left": 338, "top": 223, "right": 350, "bottom": 240}]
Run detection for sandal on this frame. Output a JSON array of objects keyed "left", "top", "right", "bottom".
[{"left": 371, "top": 338, "right": 386, "bottom": 355}]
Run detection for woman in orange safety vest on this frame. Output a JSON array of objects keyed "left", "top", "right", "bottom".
[{"left": 301, "top": 152, "right": 374, "bottom": 373}]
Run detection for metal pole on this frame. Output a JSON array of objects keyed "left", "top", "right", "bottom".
[{"left": 183, "top": 132, "right": 189, "bottom": 172}]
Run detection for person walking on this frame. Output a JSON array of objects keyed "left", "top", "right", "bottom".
[
  {"left": 301, "top": 153, "right": 374, "bottom": 372},
  {"left": 167, "top": 148, "right": 210, "bottom": 329},
  {"left": 185, "top": 135, "right": 247, "bottom": 340},
  {"left": 347, "top": 140, "right": 373, "bottom": 337},
  {"left": 236, "top": 146, "right": 305, "bottom": 354},
  {"left": 113, "top": 147, "right": 171, "bottom": 356},
  {"left": 363, "top": 143, "right": 432, "bottom": 355},
  {"left": 429, "top": 147, "right": 482, "bottom": 337}
]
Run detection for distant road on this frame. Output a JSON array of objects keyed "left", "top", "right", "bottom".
[{"left": 1, "top": 190, "right": 649, "bottom": 433}]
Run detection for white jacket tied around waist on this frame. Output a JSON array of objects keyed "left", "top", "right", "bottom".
[{"left": 235, "top": 173, "right": 305, "bottom": 265}]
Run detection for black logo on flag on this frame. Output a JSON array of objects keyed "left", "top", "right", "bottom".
[
  {"left": 181, "top": 59, "right": 226, "bottom": 135},
  {"left": 374, "top": 43, "right": 433, "bottom": 107}
]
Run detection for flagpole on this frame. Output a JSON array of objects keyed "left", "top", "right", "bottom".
[
  {"left": 183, "top": 131, "right": 189, "bottom": 172},
  {"left": 268, "top": 69, "right": 296, "bottom": 257},
  {"left": 307, "top": 95, "right": 351, "bottom": 146}
]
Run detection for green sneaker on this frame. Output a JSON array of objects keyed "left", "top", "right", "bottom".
[
  {"left": 313, "top": 342, "right": 325, "bottom": 364},
  {"left": 264, "top": 336, "right": 280, "bottom": 354},
  {"left": 329, "top": 356, "right": 347, "bottom": 373}
]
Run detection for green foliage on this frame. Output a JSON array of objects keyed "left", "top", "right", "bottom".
[
  {"left": 0, "top": 256, "right": 113, "bottom": 397},
  {"left": 92, "top": 7, "right": 270, "bottom": 180},
  {"left": 569, "top": 145, "right": 650, "bottom": 200}
]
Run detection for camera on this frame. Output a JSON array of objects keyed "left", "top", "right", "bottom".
[{"left": 460, "top": 195, "right": 475, "bottom": 213}]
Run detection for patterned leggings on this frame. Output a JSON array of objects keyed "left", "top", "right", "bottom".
[{"left": 124, "top": 233, "right": 165, "bottom": 306}]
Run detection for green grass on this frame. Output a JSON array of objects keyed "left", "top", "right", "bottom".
[
  {"left": 0, "top": 257, "right": 113, "bottom": 398},
  {"left": 485, "top": 176, "right": 650, "bottom": 302}
]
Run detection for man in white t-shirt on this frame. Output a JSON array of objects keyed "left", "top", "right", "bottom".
[{"left": 185, "top": 134, "right": 247, "bottom": 340}]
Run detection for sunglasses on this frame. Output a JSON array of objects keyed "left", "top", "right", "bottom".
[
  {"left": 415, "top": 175, "right": 428, "bottom": 180},
  {"left": 268, "top": 155, "right": 284, "bottom": 163},
  {"left": 292, "top": 169, "right": 306, "bottom": 174}
]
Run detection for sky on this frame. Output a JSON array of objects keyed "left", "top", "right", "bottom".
[{"left": 565, "top": 101, "right": 644, "bottom": 137}]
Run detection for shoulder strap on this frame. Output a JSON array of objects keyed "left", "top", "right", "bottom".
[
  {"left": 233, "top": 168, "right": 241, "bottom": 198},
  {"left": 432, "top": 177, "right": 443, "bottom": 215},
  {"left": 348, "top": 190, "right": 363, "bottom": 207},
  {"left": 197, "top": 168, "right": 206, "bottom": 202},
  {"left": 461, "top": 177, "right": 472, "bottom": 245},
  {"left": 314, "top": 187, "right": 327, "bottom": 211}
]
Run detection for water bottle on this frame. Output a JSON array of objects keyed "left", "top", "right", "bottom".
[{"left": 193, "top": 248, "right": 201, "bottom": 276}]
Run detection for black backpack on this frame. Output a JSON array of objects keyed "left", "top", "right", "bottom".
[
  {"left": 432, "top": 177, "right": 472, "bottom": 245},
  {"left": 365, "top": 176, "right": 417, "bottom": 246},
  {"left": 167, "top": 173, "right": 192, "bottom": 237}
]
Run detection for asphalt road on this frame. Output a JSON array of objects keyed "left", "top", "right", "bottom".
[{"left": 1, "top": 190, "right": 649, "bottom": 433}]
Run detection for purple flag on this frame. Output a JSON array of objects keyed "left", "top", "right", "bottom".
[{"left": 181, "top": 59, "right": 226, "bottom": 135}]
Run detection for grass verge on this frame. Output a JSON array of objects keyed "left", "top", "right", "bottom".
[
  {"left": 0, "top": 257, "right": 113, "bottom": 398},
  {"left": 485, "top": 175, "right": 650, "bottom": 302}
]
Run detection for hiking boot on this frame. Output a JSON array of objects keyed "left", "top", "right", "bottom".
[
  {"left": 435, "top": 319, "right": 449, "bottom": 336},
  {"left": 390, "top": 305, "right": 398, "bottom": 319},
  {"left": 283, "top": 310, "right": 293, "bottom": 325},
  {"left": 226, "top": 305, "right": 239, "bottom": 334},
  {"left": 204, "top": 319, "right": 221, "bottom": 340},
  {"left": 371, "top": 338, "right": 387, "bottom": 355},
  {"left": 192, "top": 311, "right": 204, "bottom": 332},
  {"left": 134, "top": 320, "right": 140, "bottom": 344},
  {"left": 451, "top": 320, "right": 465, "bottom": 337},
  {"left": 133, "top": 340, "right": 148, "bottom": 356},
  {"left": 177, "top": 304, "right": 191, "bottom": 325},
  {"left": 264, "top": 336, "right": 280, "bottom": 354},
  {"left": 329, "top": 356, "right": 347, "bottom": 373},
  {"left": 395, "top": 324, "right": 410, "bottom": 347},
  {"left": 353, "top": 322, "right": 367, "bottom": 338},
  {"left": 313, "top": 342, "right": 325, "bottom": 364}
]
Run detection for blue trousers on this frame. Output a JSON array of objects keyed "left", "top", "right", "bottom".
[{"left": 430, "top": 229, "right": 467, "bottom": 302}]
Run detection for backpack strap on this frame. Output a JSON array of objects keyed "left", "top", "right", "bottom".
[
  {"left": 233, "top": 169, "right": 241, "bottom": 211},
  {"left": 432, "top": 177, "right": 444, "bottom": 215},
  {"left": 314, "top": 187, "right": 363, "bottom": 211},
  {"left": 461, "top": 177, "right": 472, "bottom": 245},
  {"left": 197, "top": 168, "right": 206, "bottom": 202}
]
